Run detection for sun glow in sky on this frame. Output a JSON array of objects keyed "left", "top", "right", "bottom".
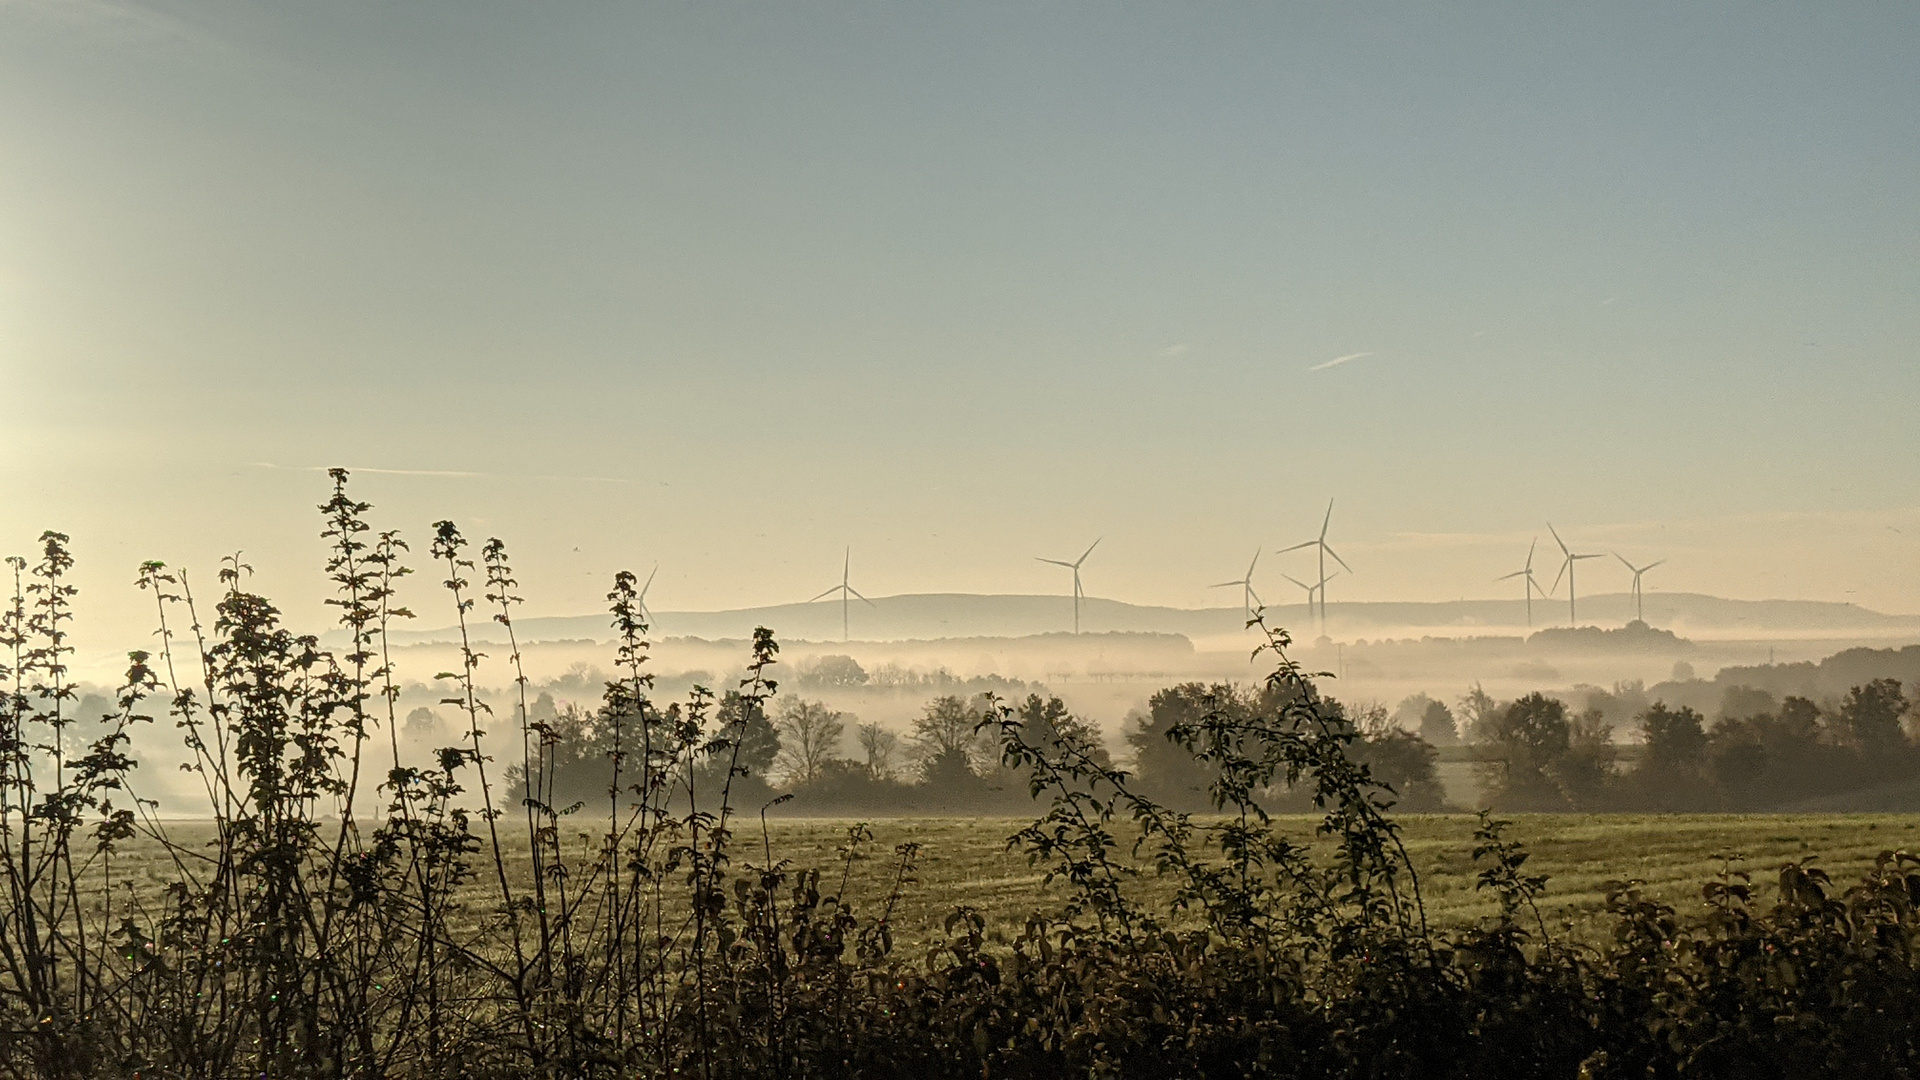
[{"left": 2, "top": 2, "right": 1916, "bottom": 643}]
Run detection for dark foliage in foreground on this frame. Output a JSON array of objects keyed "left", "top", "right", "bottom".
[{"left": 0, "top": 475, "right": 1916, "bottom": 1078}]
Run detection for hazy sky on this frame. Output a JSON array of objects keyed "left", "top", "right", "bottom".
[{"left": 3, "top": 1, "right": 1916, "bottom": 647}]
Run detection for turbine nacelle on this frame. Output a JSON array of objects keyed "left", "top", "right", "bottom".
[
  {"left": 1545, "top": 522, "right": 1604, "bottom": 625},
  {"left": 1210, "top": 547, "right": 1264, "bottom": 622},
  {"left": 1037, "top": 537, "right": 1101, "bottom": 633},
  {"left": 1614, "top": 552, "right": 1668, "bottom": 624},
  {"left": 809, "top": 546, "right": 874, "bottom": 642}
]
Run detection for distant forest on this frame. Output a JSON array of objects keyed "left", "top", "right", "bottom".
[{"left": 494, "top": 646, "right": 1920, "bottom": 817}]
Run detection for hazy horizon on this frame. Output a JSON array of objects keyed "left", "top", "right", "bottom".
[{"left": 3, "top": 3, "right": 1915, "bottom": 644}]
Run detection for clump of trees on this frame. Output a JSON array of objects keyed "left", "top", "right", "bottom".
[
  {"left": 510, "top": 672, "right": 1459, "bottom": 818},
  {"left": 1470, "top": 692, "right": 1616, "bottom": 811},
  {"left": 505, "top": 686, "right": 1114, "bottom": 815},
  {"left": 1463, "top": 678, "right": 1920, "bottom": 811},
  {"left": 1124, "top": 682, "right": 1450, "bottom": 812},
  {"left": 1395, "top": 692, "right": 1460, "bottom": 745}
]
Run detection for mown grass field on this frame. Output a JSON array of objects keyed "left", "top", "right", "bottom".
[
  {"left": 748, "top": 814, "right": 1920, "bottom": 949},
  {"left": 119, "top": 813, "right": 1920, "bottom": 953}
]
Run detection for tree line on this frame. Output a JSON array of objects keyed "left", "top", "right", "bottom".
[
  {"left": 505, "top": 677, "right": 1454, "bottom": 815},
  {"left": 1455, "top": 678, "right": 1920, "bottom": 811}
]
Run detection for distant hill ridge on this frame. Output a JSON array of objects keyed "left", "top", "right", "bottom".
[{"left": 377, "top": 591, "right": 1919, "bottom": 646}]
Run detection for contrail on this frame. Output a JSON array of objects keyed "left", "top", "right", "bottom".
[
  {"left": 251, "top": 463, "right": 629, "bottom": 484},
  {"left": 1308, "top": 351, "right": 1372, "bottom": 372}
]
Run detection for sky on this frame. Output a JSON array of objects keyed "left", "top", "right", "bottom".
[{"left": 1, "top": 1, "right": 1916, "bottom": 652}]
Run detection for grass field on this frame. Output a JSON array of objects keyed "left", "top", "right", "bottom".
[
  {"left": 124, "top": 813, "right": 1920, "bottom": 954},
  {"left": 741, "top": 813, "right": 1920, "bottom": 949}
]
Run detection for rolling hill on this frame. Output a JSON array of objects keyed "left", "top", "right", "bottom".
[{"left": 378, "top": 592, "right": 1920, "bottom": 646}]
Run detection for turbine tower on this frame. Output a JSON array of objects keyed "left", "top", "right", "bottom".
[
  {"left": 1037, "top": 538, "right": 1100, "bottom": 634},
  {"left": 1495, "top": 539, "right": 1550, "bottom": 628},
  {"left": 808, "top": 547, "right": 873, "bottom": 642},
  {"left": 1280, "top": 500, "right": 1351, "bottom": 637},
  {"left": 1547, "top": 523, "right": 1604, "bottom": 626},
  {"left": 1614, "top": 553, "right": 1666, "bottom": 624},
  {"left": 1211, "top": 548, "right": 1264, "bottom": 622}
]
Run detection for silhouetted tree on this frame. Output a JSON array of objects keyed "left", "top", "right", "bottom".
[
  {"left": 1354, "top": 729, "right": 1448, "bottom": 810},
  {"left": 504, "top": 701, "right": 624, "bottom": 811},
  {"left": 855, "top": 722, "right": 899, "bottom": 780},
  {"left": 1016, "top": 693, "right": 1110, "bottom": 768},
  {"left": 1705, "top": 690, "right": 1909, "bottom": 810},
  {"left": 1477, "top": 693, "right": 1573, "bottom": 810},
  {"left": 773, "top": 698, "right": 846, "bottom": 785},
  {"left": 1393, "top": 693, "right": 1434, "bottom": 729},
  {"left": 1455, "top": 683, "right": 1500, "bottom": 744},
  {"left": 690, "top": 690, "right": 781, "bottom": 806},
  {"left": 1707, "top": 728, "right": 1772, "bottom": 810},
  {"left": 1631, "top": 702, "right": 1710, "bottom": 809},
  {"left": 1717, "top": 684, "right": 1777, "bottom": 722},
  {"left": 1835, "top": 678, "right": 1909, "bottom": 756},
  {"left": 1126, "top": 683, "right": 1237, "bottom": 807},
  {"left": 1554, "top": 707, "right": 1618, "bottom": 808},
  {"left": 1710, "top": 695, "right": 1824, "bottom": 807},
  {"left": 1419, "top": 699, "right": 1459, "bottom": 746},
  {"left": 782, "top": 757, "right": 917, "bottom": 812},
  {"left": 403, "top": 705, "right": 441, "bottom": 739},
  {"left": 796, "top": 654, "right": 868, "bottom": 689},
  {"left": 911, "top": 694, "right": 991, "bottom": 783}
]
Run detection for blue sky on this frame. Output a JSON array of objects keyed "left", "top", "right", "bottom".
[{"left": 2, "top": 1, "right": 1915, "bottom": 638}]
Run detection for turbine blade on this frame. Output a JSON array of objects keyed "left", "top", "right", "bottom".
[
  {"left": 1547, "top": 522, "right": 1569, "bottom": 557},
  {"left": 1246, "top": 549, "right": 1261, "bottom": 577},
  {"left": 1323, "top": 545, "right": 1353, "bottom": 573},
  {"left": 808, "top": 586, "right": 840, "bottom": 603},
  {"left": 1037, "top": 558, "right": 1073, "bottom": 567},
  {"left": 1277, "top": 540, "right": 1317, "bottom": 553},
  {"left": 1551, "top": 560, "right": 1568, "bottom": 593},
  {"left": 1077, "top": 537, "right": 1101, "bottom": 566},
  {"left": 848, "top": 586, "right": 875, "bottom": 606},
  {"left": 1282, "top": 574, "right": 1310, "bottom": 589},
  {"left": 1321, "top": 498, "right": 1334, "bottom": 540},
  {"left": 1496, "top": 570, "right": 1527, "bottom": 581},
  {"left": 1615, "top": 552, "right": 1635, "bottom": 571},
  {"left": 1644, "top": 559, "right": 1666, "bottom": 571},
  {"left": 1210, "top": 580, "right": 1244, "bottom": 589}
]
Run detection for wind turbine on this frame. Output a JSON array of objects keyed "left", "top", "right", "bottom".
[
  {"left": 1614, "top": 553, "right": 1666, "bottom": 624},
  {"left": 1211, "top": 548, "right": 1264, "bottom": 622},
  {"left": 808, "top": 547, "right": 873, "bottom": 642},
  {"left": 1280, "top": 500, "right": 1351, "bottom": 636},
  {"left": 637, "top": 564, "right": 658, "bottom": 625},
  {"left": 1495, "top": 539, "right": 1550, "bottom": 628},
  {"left": 1547, "top": 523, "right": 1604, "bottom": 626},
  {"left": 1037, "top": 538, "right": 1100, "bottom": 634},
  {"left": 1282, "top": 571, "right": 1341, "bottom": 637}
]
